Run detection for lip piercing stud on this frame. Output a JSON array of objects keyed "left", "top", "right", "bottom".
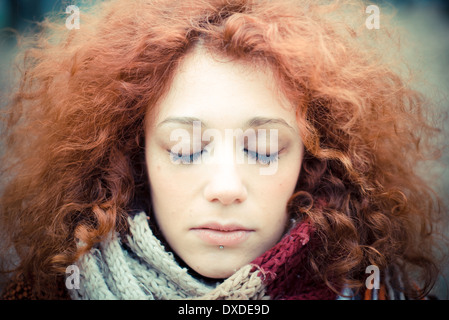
[{"left": 219, "top": 245, "right": 224, "bottom": 250}]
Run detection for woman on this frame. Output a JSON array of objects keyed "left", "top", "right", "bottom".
[{"left": 0, "top": 0, "right": 446, "bottom": 300}]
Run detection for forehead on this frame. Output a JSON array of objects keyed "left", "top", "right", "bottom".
[{"left": 149, "top": 47, "right": 297, "bottom": 130}]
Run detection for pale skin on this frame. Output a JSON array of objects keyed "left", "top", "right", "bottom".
[{"left": 145, "top": 47, "right": 304, "bottom": 279}]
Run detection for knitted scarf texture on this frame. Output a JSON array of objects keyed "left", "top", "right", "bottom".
[{"left": 69, "top": 212, "right": 336, "bottom": 300}]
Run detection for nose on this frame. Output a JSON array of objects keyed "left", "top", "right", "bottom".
[{"left": 203, "top": 163, "right": 248, "bottom": 206}]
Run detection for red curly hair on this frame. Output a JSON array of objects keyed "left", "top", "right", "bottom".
[{"left": 1, "top": 0, "right": 447, "bottom": 299}]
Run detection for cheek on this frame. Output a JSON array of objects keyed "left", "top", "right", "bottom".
[
  {"left": 255, "top": 163, "right": 301, "bottom": 224},
  {"left": 146, "top": 159, "right": 196, "bottom": 224},
  {"left": 255, "top": 181, "right": 291, "bottom": 222},
  {"left": 260, "top": 169, "right": 300, "bottom": 202},
  {"left": 146, "top": 156, "right": 175, "bottom": 214},
  {"left": 146, "top": 146, "right": 179, "bottom": 194}
]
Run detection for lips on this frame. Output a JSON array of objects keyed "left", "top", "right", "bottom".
[{"left": 191, "top": 223, "right": 254, "bottom": 246}]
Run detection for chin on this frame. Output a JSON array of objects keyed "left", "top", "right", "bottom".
[
  {"left": 198, "top": 270, "right": 237, "bottom": 280},
  {"left": 182, "top": 250, "right": 258, "bottom": 280},
  {"left": 193, "top": 264, "right": 241, "bottom": 280}
]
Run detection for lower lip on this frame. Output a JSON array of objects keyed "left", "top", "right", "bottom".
[{"left": 192, "top": 229, "right": 252, "bottom": 246}]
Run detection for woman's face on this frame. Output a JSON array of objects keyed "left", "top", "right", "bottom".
[{"left": 145, "top": 49, "right": 304, "bottom": 279}]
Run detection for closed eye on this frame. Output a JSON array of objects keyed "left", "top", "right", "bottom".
[
  {"left": 168, "top": 148, "right": 279, "bottom": 165},
  {"left": 244, "top": 149, "right": 279, "bottom": 165},
  {"left": 168, "top": 149, "right": 205, "bottom": 164}
]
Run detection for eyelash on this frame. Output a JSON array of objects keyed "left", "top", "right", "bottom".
[
  {"left": 169, "top": 149, "right": 205, "bottom": 164},
  {"left": 168, "top": 149, "right": 279, "bottom": 165},
  {"left": 244, "top": 149, "right": 279, "bottom": 165}
]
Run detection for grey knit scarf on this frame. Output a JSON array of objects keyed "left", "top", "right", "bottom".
[{"left": 69, "top": 212, "right": 268, "bottom": 300}]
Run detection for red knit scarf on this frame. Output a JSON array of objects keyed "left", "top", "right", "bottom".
[{"left": 251, "top": 220, "right": 337, "bottom": 300}]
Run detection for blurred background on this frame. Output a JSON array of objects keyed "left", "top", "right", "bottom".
[{"left": 0, "top": 0, "right": 448, "bottom": 298}]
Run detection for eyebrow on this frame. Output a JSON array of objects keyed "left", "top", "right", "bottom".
[
  {"left": 157, "top": 116, "right": 204, "bottom": 128},
  {"left": 245, "top": 117, "right": 295, "bottom": 132},
  {"left": 157, "top": 116, "right": 296, "bottom": 132}
]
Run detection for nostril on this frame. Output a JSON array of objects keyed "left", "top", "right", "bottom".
[
  {"left": 205, "top": 187, "right": 248, "bottom": 206},
  {"left": 203, "top": 170, "right": 248, "bottom": 205}
]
